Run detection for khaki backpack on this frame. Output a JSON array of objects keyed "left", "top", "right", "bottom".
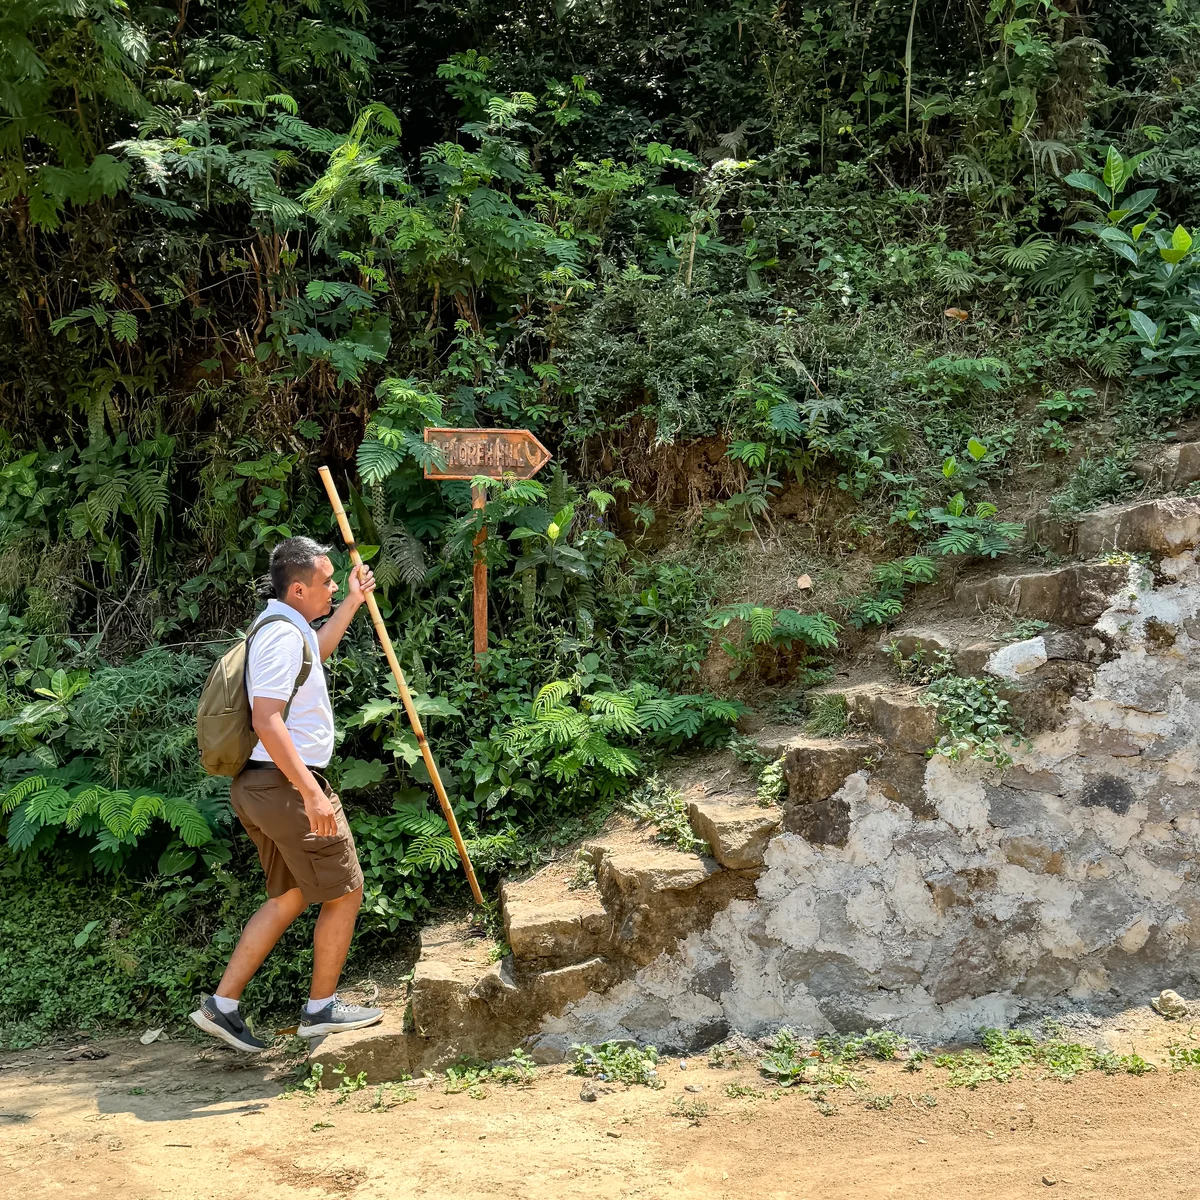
[{"left": 196, "top": 613, "right": 314, "bottom": 777}]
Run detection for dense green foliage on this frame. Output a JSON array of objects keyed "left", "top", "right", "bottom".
[{"left": 3, "top": 0, "right": 1200, "bottom": 1042}]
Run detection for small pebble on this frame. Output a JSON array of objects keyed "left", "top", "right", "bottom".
[
  {"left": 606, "top": 1131, "right": 621, "bottom": 1139},
  {"left": 685, "top": 1084, "right": 703, "bottom": 1094},
  {"left": 1043, "top": 1177, "right": 1057, "bottom": 1187},
  {"left": 679, "top": 1059, "right": 688, "bottom": 1070},
  {"left": 579, "top": 1087, "right": 598, "bottom": 1103}
]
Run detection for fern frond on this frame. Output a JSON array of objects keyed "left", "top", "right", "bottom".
[
  {"left": 24, "top": 785, "right": 71, "bottom": 825},
  {"left": 749, "top": 606, "right": 775, "bottom": 644},
  {"left": 162, "top": 797, "right": 213, "bottom": 846},
  {"left": 533, "top": 679, "right": 574, "bottom": 716},
  {"left": 99, "top": 788, "right": 134, "bottom": 839},
  {"left": 1, "top": 775, "right": 47, "bottom": 814}
]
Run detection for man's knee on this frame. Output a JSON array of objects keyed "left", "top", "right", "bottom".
[
  {"left": 266, "top": 887, "right": 307, "bottom": 915},
  {"left": 322, "top": 885, "right": 363, "bottom": 912}
]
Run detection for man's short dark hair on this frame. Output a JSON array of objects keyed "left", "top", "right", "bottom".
[{"left": 269, "top": 536, "right": 332, "bottom": 598}]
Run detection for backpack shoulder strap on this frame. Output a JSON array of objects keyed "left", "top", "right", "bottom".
[{"left": 244, "top": 613, "right": 315, "bottom": 720}]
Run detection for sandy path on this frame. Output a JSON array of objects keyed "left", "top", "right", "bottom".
[{"left": 2, "top": 1025, "right": 1199, "bottom": 1200}]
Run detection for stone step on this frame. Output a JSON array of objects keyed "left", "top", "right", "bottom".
[
  {"left": 590, "top": 843, "right": 758, "bottom": 966},
  {"left": 779, "top": 735, "right": 877, "bottom": 803},
  {"left": 952, "top": 561, "right": 1129, "bottom": 626},
  {"left": 751, "top": 723, "right": 819, "bottom": 760},
  {"left": 308, "top": 922, "right": 626, "bottom": 1082},
  {"left": 1027, "top": 496, "right": 1200, "bottom": 560},
  {"left": 596, "top": 845, "right": 723, "bottom": 898},
  {"left": 846, "top": 687, "right": 938, "bottom": 753},
  {"left": 686, "top": 796, "right": 780, "bottom": 869},
  {"left": 500, "top": 882, "right": 612, "bottom": 965},
  {"left": 806, "top": 678, "right": 939, "bottom": 754}
]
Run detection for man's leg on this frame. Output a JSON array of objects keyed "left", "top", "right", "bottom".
[
  {"left": 216, "top": 887, "right": 308, "bottom": 999},
  {"left": 309, "top": 885, "right": 363, "bottom": 999},
  {"left": 298, "top": 885, "right": 380, "bottom": 1036}
]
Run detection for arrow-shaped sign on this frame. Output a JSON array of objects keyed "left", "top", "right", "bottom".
[{"left": 423, "top": 427, "right": 552, "bottom": 481}]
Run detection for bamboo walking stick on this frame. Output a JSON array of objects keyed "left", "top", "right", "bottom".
[{"left": 318, "top": 466, "right": 484, "bottom": 905}]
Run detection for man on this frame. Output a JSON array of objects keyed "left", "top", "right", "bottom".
[{"left": 190, "top": 536, "right": 384, "bottom": 1053}]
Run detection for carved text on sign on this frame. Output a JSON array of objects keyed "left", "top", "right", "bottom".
[{"left": 423, "top": 427, "right": 552, "bottom": 480}]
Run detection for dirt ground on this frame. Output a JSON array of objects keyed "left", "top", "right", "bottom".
[{"left": 3, "top": 1010, "right": 1200, "bottom": 1200}]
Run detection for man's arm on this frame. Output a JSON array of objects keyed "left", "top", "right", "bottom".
[
  {"left": 252, "top": 698, "right": 338, "bottom": 836},
  {"left": 316, "top": 563, "right": 375, "bottom": 662}
]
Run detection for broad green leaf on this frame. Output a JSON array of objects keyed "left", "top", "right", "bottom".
[
  {"left": 1128, "top": 309, "right": 1160, "bottom": 345},
  {"left": 354, "top": 697, "right": 399, "bottom": 726},
  {"left": 73, "top": 920, "right": 101, "bottom": 949},
  {"left": 1064, "top": 170, "right": 1110, "bottom": 205},
  {"left": 340, "top": 758, "right": 388, "bottom": 790},
  {"left": 966, "top": 437, "right": 987, "bottom": 461},
  {"left": 1102, "top": 145, "right": 1124, "bottom": 191},
  {"left": 158, "top": 842, "right": 197, "bottom": 876},
  {"left": 1160, "top": 225, "right": 1193, "bottom": 264},
  {"left": 384, "top": 731, "right": 422, "bottom": 766},
  {"left": 411, "top": 694, "right": 462, "bottom": 718}
]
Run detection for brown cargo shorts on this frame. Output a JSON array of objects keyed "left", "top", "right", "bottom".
[{"left": 230, "top": 765, "right": 364, "bottom": 904}]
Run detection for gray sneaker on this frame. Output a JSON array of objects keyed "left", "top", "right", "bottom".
[
  {"left": 189, "top": 994, "right": 270, "bottom": 1054},
  {"left": 297, "top": 996, "right": 383, "bottom": 1038}
]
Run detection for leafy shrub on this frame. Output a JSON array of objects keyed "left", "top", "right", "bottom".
[
  {"left": 571, "top": 1041, "right": 664, "bottom": 1088},
  {"left": 933, "top": 1027, "right": 1153, "bottom": 1088},
  {"left": 503, "top": 677, "right": 741, "bottom": 798},
  {"left": 921, "top": 674, "right": 1026, "bottom": 767},
  {"left": 0, "top": 862, "right": 329, "bottom": 1048}
]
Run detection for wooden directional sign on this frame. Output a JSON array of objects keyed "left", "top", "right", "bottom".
[
  {"left": 421, "top": 427, "right": 553, "bottom": 668},
  {"left": 422, "top": 427, "right": 552, "bottom": 481}
]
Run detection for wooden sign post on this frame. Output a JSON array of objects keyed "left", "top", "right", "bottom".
[{"left": 423, "top": 428, "right": 552, "bottom": 666}]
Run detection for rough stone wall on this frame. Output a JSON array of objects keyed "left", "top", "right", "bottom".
[{"left": 533, "top": 554, "right": 1200, "bottom": 1053}]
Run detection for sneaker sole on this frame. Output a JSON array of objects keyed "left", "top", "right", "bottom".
[
  {"left": 189, "top": 1009, "right": 268, "bottom": 1054},
  {"left": 296, "top": 1014, "right": 384, "bottom": 1038}
]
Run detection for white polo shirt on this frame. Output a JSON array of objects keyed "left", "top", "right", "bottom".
[{"left": 246, "top": 600, "right": 334, "bottom": 768}]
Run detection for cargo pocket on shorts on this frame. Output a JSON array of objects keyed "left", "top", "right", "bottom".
[{"left": 306, "top": 832, "right": 354, "bottom": 896}]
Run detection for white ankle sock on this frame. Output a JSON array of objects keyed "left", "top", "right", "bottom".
[
  {"left": 305, "top": 995, "right": 335, "bottom": 1014},
  {"left": 212, "top": 994, "right": 239, "bottom": 1014}
]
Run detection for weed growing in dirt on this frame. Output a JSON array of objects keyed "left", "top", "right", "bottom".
[
  {"left": 363, "top": 1083, "right": 417, "bottom": 1111},
  {"left": 863, "top": 1092, "right": 895, "bottom": 1110},
  {"left": 933, "top": 1028, "right": 1155, "bottom": 1087},
  {"left": 571, "top": 1041, "right": 664, "bottom": 1088},
  {"left": 311, "top": 1120, "right": 334, "bottom": 1131},
  {"left": 285, "top": 1062, "right": 324, "bottom": 1099},
  {"left": 888, "top": 644, "right": 955, "bottom": 686},
  {"left": 333, "top": 1065, "right": 369, "bottom": 1103},
  {"left": 622, "top": 777, "right": 708, "bottom": 855},
  {"left": 759, "top": 1028, "right": 866, "bottom": 1089},
  {"left": 805, "top": 693, "right": 848, "bottom": 738},
  {"left": 1049, "top": 452, "right": 1140, "bottom": 515},
  {"left": 708, "top": 1039, "right": 756, "bottom": 1069},
  {"left": 725, "top": 1082, "right": 766, "bottom": 1098},
  {"left": 728, "top": 732, "right": 770, "bottom": 773},
  {"left": 1167, "top": 1042, "right": 1200, "bottom": 1070},
  {"left": 756, "top": 756, "right": 786, "bottom": 806},
  {"left": 816, "top": 1028, "right": 909, "bottom": 1062},
  {"left": 445, "top": 1049, "right": 537, "bottom": 1098},
  {"left": 671, "top": 1096, "right": 709, "bottom": 1124}
]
